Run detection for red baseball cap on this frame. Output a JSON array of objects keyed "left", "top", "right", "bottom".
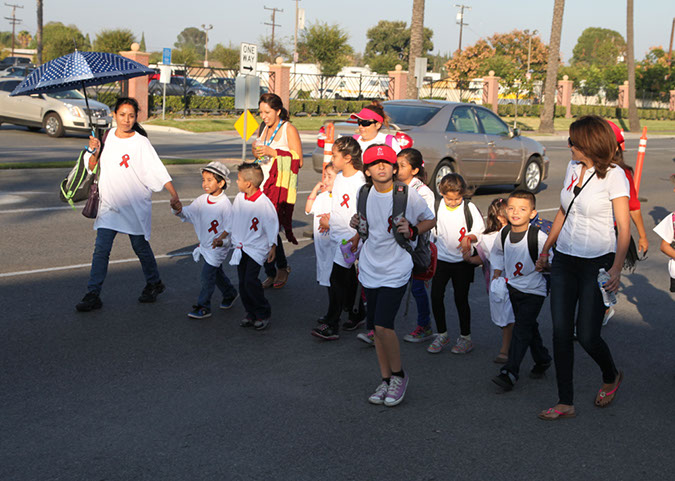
[
  {"left": 606, "top": 120, "right": 625, "bottom": 151},
  {"left": 363, "top": 144, "right": 397, "bottom": 165},
  {"left": 349, "top": 107, "right": 384, "bottom": 123}
]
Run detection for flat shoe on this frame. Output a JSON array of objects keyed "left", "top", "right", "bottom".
[
  {"left": 538, "top": 407, "right": 576, "bottom": 421},
  {"left": 595, "top": 370, "right": 623, "bottom": 408},
  {"left": 261, "top": 277, "right": 274, "bottom": 289},
  {"left": 493, "top": 353, "right": 508, "bottom": 364},
  {"left": 273, "top": 266, "right": 291, "bottom": 288}
]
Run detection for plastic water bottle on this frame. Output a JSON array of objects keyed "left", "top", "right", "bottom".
[
  {"left": 340, "top": 239, "right": 356, "bottom": 265},
  {"left": 597, "top": 268, "right": 617, "bottom": 307}
]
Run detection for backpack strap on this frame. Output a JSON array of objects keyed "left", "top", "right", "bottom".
[
  {"left": 463, "top": 200, "right": 473, "bottom": 232},
  {"left": 356, "top": 184, "right": 372, "bottom": 240},
  {"left": 500, "top": 224, "right": 512, "bottom": 249},
  {"left": 392, "top": 182, "right": 412, "bottom": 253},
  {"left": 527, "top": 225, "right": 541, "bottom": 265}
]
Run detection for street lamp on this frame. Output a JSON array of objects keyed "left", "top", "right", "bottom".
[
  {"left": 202, "top": 24, "right": 213, "bottom": 67},
  {"left": 525, "top": 29, "right": 539, "bottom": 79}
]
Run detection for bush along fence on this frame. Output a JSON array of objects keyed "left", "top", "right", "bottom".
[{"left": 487, "top": 103, "right": 675, "bottom": 120}]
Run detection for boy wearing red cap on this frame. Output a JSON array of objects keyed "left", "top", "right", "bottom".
[{"left": 349, "top": 144, "right": 435, "bottom": 407}]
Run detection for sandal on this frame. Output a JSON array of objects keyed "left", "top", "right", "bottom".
[
  {"left": 273, "top": 266, "right": 291, "bottom": 289},
  {"left": 595, "top": 370, "right": 623, "bottom": 408},
  {"left": 493, "top": 353, "right": 508, "bottom": 364},
  {"left": 261, "top": 276, "right": 275, "bottom": 289},
  {"left": 538, "top": 407, "right": 576, "bottom": 421}
]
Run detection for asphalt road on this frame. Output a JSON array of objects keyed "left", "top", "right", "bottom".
[{"left": 1, "top": 135, "right": 674, "bottom": 480}]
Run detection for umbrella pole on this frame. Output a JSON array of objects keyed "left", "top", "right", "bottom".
[{"left": 81, "top": 80, "right": 96, "bottom": 139}]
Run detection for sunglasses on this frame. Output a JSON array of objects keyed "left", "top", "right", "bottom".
[
  {"left": 357, "top": 119, "right": 377, "bottom": 127},
  {"left": 567, "top": 137, "right": 574, "bottom": 148}
]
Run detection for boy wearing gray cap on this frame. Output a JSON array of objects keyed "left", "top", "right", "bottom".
[{"left": 171, "top": 162, "right": 238, "bottom": 318}]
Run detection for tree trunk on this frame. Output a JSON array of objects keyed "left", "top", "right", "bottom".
[
  {"left": 539, "top": 0, "right": 565, "bottom": 133},
  {"left": 406, "top": 0, "right": 425, "bottom": 99},
  {"left": 36, "top": 0, "right": 43, "bottom": 65},
  {"left": 626, "top": 0, "right": 640, "bottom": 131}
]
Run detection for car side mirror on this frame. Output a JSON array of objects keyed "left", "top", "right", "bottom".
[
  {"left": 30, "top": 93, "right": 43, "bottom": 99},
  {"left": 509, "top": 127, "right": 520, "bottom": 138}
]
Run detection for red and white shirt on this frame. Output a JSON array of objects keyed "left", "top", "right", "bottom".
[
  {"left": 329, "top": 170, "right": 366, "bottom": 267},
  {"left": 491, "top": 225, "right": 549, "bottom": 297},
  {"left": 229, "top": 190, "right": 278, "bottom": 266},
  {"left": 435, "top": 200, "right": 484, "bottom": 263}
]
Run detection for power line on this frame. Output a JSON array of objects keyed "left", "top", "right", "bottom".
[
  {"left": 264, "top": 5, "right": 283, "bottom": 61},
  {"left": 4, "top": 2, "right": 23, "bottom": 57},
  {"left": 454, "top": 4, "right": 471, "bottom": 53}
]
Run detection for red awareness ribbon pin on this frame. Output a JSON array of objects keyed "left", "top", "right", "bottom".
[
  {"left": 458, "top": 227, "right": 467, "bottom": 242},
  {"left": 120, "top": 154, "right": 130, "bottom": 168},
  {"left": 566, "top": 172, "right": 578, "bottom": 191},
  {"left": 513, "top": 262, "right": 524, "bottom": 277},
  {"left": 208, "top": 220, "right": 219, "bottom": 234},
  {"left": 250, "top": 217, "right": 259, "bottom": 231},
  {"left": 340, "top": 194, "right": 350, "bottom": 208}
]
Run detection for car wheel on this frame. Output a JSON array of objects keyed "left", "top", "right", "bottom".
[
  {"left": 43, "top": 113, "right": 64, "bottom": 137},
  {"left": 519, "top": 157, "right": 542, "bottom": 192},
  {"left": 432, "top": 160, "right": 455, "bottom": 197}
]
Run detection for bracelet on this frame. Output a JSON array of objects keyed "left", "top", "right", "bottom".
[
  {"left": 539, "top": 253, "right": 549, "bottom": 258},
  {"left": 308, "top": 196, "right": 316, "bottom": 200},
  {"left": 410, "top": 225, "right": 419, "bottom": 241}
]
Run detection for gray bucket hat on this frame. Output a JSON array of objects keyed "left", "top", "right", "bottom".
[{"left": 201, "top": 161, "right": 231, "bottom": 187}]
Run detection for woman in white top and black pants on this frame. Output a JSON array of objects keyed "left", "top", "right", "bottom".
[{"left": 536, "top": 116, "right": 630, "bottom": 420}]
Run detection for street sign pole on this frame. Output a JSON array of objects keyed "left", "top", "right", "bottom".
[{"left": 162, "top": 82, "right": 166, "bottom": 120}]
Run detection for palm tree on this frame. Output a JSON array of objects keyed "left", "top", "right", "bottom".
[
  {"left": 626, "top": 0, "right": 640, "bottom": 131},
  {"left": 36, "top": 0, "right": 43, "bottom": 65},
  {"left": 406, "top": 0, "right": 425, "bottom": 99},
  {"left": 539, "top": 0, "right": 565, "bottom": 133}
]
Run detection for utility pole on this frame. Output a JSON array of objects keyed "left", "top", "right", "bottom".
[
  {"left": 264, "top": 6, "right": 283, "bottom": 61},
  {"left": 454, "top": 4, "right": 470, "bottom": 53},
  {"left": 4, "top": 2, "right": 23, "bottom": 57},
  {"left": 526, "top": 29, "right": 538, "bottom": 79},
  {"left": 667, "top": 17, "right": 675, "bottom": 70},
  {"left": 201, "top": 24, "right": 213, "bottom": 67},
  {"left": 292, "top": 0, "right": 302, "bottom": 74},
  {"left": 36, "top": 0, "right": 42, "bottom": 64}
]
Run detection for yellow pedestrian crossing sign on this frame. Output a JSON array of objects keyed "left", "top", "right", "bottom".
[{"left": 234, "top": 109, "right": 259, "bottom": 141}]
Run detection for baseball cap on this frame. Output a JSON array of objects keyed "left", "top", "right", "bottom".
[
  {"left": 606, "top": 120, "right": 625, "bottom": 151},
  {"left": 201, "top": 161, "right": 231, "bottom": 186},
  {"left": 363, "top": 144, "right": 397, "bottom": 165},
  {"left": 349, "top": 107, "right": 384, "bottom": 123}
]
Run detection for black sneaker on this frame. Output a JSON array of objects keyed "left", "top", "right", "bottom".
[
  {"left": 138, "top": 281, "right": 165, "bottom": 303},
  {"left": 492, "top": 372, "right": 515, "bottom": 391},
  {"left": 529, "top": 362, "right": 552, "bottom": 379},
  {"left": 311, "top": 323, "right": 340, "bottom": 340},
  {"left": 76, "top": 292, "right": 102, "bottom": 312},
  {"left": 342, "top": 318, "right": 365, "bottom": 331}
]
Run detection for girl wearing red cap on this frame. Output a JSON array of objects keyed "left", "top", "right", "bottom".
[{"left": 350, "top": 101, "right": 402, "bottom": 154}]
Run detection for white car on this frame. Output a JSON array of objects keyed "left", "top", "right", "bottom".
[{"left": 0, "top": 77, "right": 112, "bottom": 137}]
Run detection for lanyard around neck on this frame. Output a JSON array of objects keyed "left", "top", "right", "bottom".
[{"left": 264, "top": 121, "right": 284, "bottom": 146}]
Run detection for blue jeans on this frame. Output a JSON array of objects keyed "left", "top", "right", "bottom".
[
  {"left": 197, "top": 262, "right": 237, "bottom": 309},
  {"left": 87, "top": 228, "right": 160, "bottom": 295},
  {"left": 550, "top": 250, "right": 618, "bottom": 405},
  {"left": 411, "top": 278, "right": 431, "bottom": 327}
]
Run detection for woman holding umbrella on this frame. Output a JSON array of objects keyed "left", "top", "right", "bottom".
[{"left": 75, "top": 97, "right": 181, "bottom": 312}]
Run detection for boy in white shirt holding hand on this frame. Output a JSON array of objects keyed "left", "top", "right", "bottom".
[
  {"left": 491, "top": 190, "right": 552, "bottom": 392},
  {"left": 171, "top": 162, "right": 237, "bottom": 319},
  {"left": 213, "top": 163, "right": 278, "bottom": 331}
]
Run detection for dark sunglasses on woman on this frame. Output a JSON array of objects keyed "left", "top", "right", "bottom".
[
  {"left": 357, "top": 119, "right": 377, "bottom": 127},
  {"left": 567, "top": 137, "right": 574, "bottom": 148}
]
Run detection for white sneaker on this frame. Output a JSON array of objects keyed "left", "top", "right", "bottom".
[{"left": 602, "top": 307, "right": 615, "bottom": 326}]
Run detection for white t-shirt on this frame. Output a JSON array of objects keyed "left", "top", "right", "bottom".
[
  {"left": 330, "top": 171, "right": 366, "bottom": 267},
  {"left": 556, "top": 161, "right": 629, "bottom": 258},
  {"left": 309, "top": 190, "right": 334, "bottom": 286},
  {"left": 358, "top": 186, "right": 435, "bottom": 289},
  {"left": 355, "top": 132, "right": 401, "bottom": 154},
  {"left": 93, "top": 129, "right": 172, "bottom": 240},
  {"left": 491, "top": 226, "right": 549, "bottom": 297},
  {"left": 229, "top": 190, "right": 279, "bottom": 266},
  {"left": 653, "top": 212, "right": 675, "bottom": 277},
  {"left": 175, "top": 192, "right": 232, "bottom": 268},
  {"left": 409, "top": 177, "right": 435, "bottom": 213},
  {"left": 435, "top": 200, "right": 485, "bottom": 263}
]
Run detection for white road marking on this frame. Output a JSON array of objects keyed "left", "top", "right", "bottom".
[{"left": 0, "top": 238, "right": 313, "bottom": 278}]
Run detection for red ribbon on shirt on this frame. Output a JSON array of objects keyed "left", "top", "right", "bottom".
[
  {"left": 250, "top": 217, "right": 259, "bottom": 231},
  {"left": 340, "top": 194, "right": 350, "bottom": 208},
  {"left": 513, "top": 262, "right": 524, "bottom": 277},
  {"left": 208, "top": 220, "right": 219, "bottom": 234},
  {"left": 120, "top": 154, "right": 130, "bottom": 168},
  {"left": 458, "top": 227, "right": 467, "bottom": 242},
  {"left": 387, "top": 215, "right": 393, "bottom": 233},
  {"left": 566, "top": 172, "right": 578, "bottom": 191}
]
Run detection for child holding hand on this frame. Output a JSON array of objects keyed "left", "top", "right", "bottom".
[{"left": 305, "top": 162, "right": 338, "bottom": 289}]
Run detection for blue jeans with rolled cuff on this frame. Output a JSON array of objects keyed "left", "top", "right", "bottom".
[
  {"left": 411, "top": 278, "right": 431, "bottom": 328},
  {"left": 197, "top": 262, "right": 237, "bottom": 309}
]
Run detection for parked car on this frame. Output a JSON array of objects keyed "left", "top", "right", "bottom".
[
  {"left": 312, "top": 100, "right": 549, "bottom": 194},
  {"left": 148, "top": 76, "right": 218, "bottom": 97},
  {"left": 202, "top": 77, "right": 235, "bottom": 96},
  {"left": 0, "top": 78, "right": 112, "bottom": 137},
  {"left": 0, "top": 56, "right": 31, "bottom": 70},
  {"left": 0, "top": 66, "right": 34, "bottom": 78}
]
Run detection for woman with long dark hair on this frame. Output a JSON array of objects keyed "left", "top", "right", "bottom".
[{"left": 75, "top": 97, "right": 180, "bottom": 312}]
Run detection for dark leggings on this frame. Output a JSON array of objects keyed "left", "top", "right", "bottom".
[
  {"left": 431, "top": 260, "right": 474, "bottom": 336},
  {"left": 550, "top": 250, "right": 618, "bottom": 405},
  {"left": 324, "top": 262, "right": 364, "bottom": 330},
  {"left": 263, "top": 235, "right": 288, "bottom": 278}
]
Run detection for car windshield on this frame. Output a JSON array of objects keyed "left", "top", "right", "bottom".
[
  {"left": 186, "top": 78, "right": 205, "bottom": 88},
  {"left": 385, "top": 104, "right": 441, "bottom": 127},
  {"left": 48, "top": 90, "right": 85, "bottom": 100}
]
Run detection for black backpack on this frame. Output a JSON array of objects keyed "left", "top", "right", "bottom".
[
  {"left": 356, "top": 182, "right": 433, "bottom": 277},
  {"left": 500, "top": 224, "right": 551, "bottom": 294}
]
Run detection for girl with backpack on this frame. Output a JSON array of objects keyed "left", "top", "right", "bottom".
[
  {"left": 428, "top": 173, "right": 485, "bottom": 355},
  {"left": 394, "top": 149, "right": 437, "bottom": 344},
  {"left": 349, "top": 144, "right": 435, "bottom": 406},
  {"left": 350, "top": 101, "right": 402, "bottom": 154}
]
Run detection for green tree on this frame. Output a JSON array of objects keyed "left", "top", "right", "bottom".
[
  {"left": 17, "top": 30, "right": 32, "bottom": 48},
  {"left": 299, "top": 22, "right": 353, "bottom": 76},
  {"left": 259, "top": 35, "right": 290, "bottom": 63},
  {"left": 172, "top": 45, "right": 199, "bottom": 66},
  {"left": 571, "top": 27, "right": 626, "bottom": 67},
  {"left": 174, "top": 27, "right": 205, "bottom": 57},
  {"left": 0, "top": 31, "right": 14, "bottom": 47},
  {"left": 93, "top": 29, "right": 135, "bottom": 54},
  {"left": 210, "top": 43, "right": 239, "bottom": 68},
  {"left": 364, "top": 20, "right": 433, "bottom": 73},
  {"left": 139, "top": 32, "right": 146, "bottom": 52},
  {"left": 29, "top": 22, "right": 89, "bottom": 61}
]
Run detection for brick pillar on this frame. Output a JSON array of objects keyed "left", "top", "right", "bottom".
[
  {"left": 669, "top": 90, "right": 675, "bottom": 111},
  {"left": 387, "top": 64, "right": 408, "bottom": 100},
  {"left": 557, "top": 75, "right": 574, "bottom": 119},
  {"left": 481, "top": 71, "right": 500, "bottom": 114},
  {"left": 268, "top": 57, "right": 291, "bottom": 111},
  {"left": 618, "top": 81, "right": 629, "bottom": 109},
  {"left": 119, "top": 43, "right": 150, "bottom": 122}
]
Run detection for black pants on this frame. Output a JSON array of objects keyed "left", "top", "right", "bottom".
[
  {"left": 502, "top": 285, "right": 551, "bottom": 380},
  {"left": 431, "top": 260, "right": 474, "bottom": 336},
  {"left": 324, "top": 262, "right": 364, "bottom": 330},
  {"left": 550, "top": 250, "right": 618, "bottom": 405},
  {"left": 238, "top": 252, "right": 271, "bottom": 321},
  {"left": 263, "top": 235, "right": 288, "bottom": 278}
]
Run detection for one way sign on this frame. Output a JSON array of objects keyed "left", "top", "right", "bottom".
[{"left": 240, "top": 43, "right": 257, "bottom": 76}]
